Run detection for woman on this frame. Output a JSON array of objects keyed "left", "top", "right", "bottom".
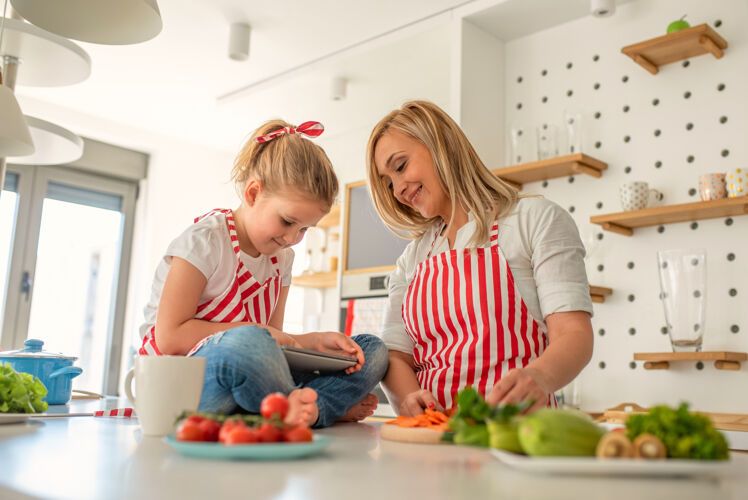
[{"left": 366, "top": 100, "right": 593, "bottom": 416}]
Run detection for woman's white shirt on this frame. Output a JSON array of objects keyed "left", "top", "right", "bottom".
[
  {"left": 381, "top": 197, "right": 593, "bottom": 354},
  {"left": 139, "top": 213, "right": 293, "bottom": 340}
]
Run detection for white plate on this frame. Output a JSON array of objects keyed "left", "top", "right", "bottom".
[
  {"left": 0, "top": 414, "right": 30, "bottom": 425},
  {"left": 490, "top": 449, "right": 734, "bottom": 477}
]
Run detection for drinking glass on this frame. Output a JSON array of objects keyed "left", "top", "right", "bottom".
[
  {"left": 509, "top": 125, "right": 532, "bottom": 165},
  {"left": 564, "top": 111, "right": 583, "bottom": 154},
  {"left": 657, "top": 249, "right": 707, "bottom": 352},
  {"left": 536, "top": 123, "right": 559, "bottom": 160}
]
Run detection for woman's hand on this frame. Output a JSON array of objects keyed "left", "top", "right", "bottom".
[
  {"left": 398, "top": 389, "right": 444, "bottom": 417},
  {"left": 485, "top": 366, "right": 551, "bottom": 414},
  {"left": 300, "top": 332, "right": 364, "bottom": 374}
]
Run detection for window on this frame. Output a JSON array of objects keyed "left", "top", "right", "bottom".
[{"left": 1, "top": 165, "right": 137, "bottom": 396}]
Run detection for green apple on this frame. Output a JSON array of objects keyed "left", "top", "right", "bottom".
[{"left": 667, "top": 15, "right": 690, "bottom": 34}]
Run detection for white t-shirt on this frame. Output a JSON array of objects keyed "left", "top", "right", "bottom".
[
  {"left": 139, "top": 212, "right": 294, "bottom": 340},
  {"left": 381, "top": 197, "right": 593, "bottom": 354}
]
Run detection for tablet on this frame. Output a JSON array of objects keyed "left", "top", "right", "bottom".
[{"left": 281, "top": 346, "right": 358, "bottom": 373}]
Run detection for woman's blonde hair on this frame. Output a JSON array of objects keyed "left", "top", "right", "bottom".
[
  {"left": 366, "top": 100, "right": 519, "bottom": 245},
  {"left": 232, "top": 120, "right": 338, "bottom": 207}
]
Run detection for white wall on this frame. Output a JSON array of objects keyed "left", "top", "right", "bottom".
[{"left": 502, "top": 0, "right": 748, "bottom": 412}]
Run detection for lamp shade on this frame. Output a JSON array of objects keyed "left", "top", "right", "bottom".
[
  {"left": 8, "top": 116, "right": 83, "bottom": 165},
  {"left": 0, "top": 84, "right": 34, "bottom": 157},
  {"left": 10, "top": 0, "right": 162, "bottom": 45}
]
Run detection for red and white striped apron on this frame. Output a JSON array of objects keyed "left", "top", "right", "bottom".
[
  {"left": 139, "top": 209, "right": 282, "bottom": 356},
  {"left": 402, "top": 219, "right": 557, "bottom": 409}
]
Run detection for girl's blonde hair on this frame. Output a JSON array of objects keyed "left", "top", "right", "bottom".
[
  {"left": 232, "top": 120, "right": 339, "bottom": 207},
  {"left": 366, "top": 100, "right": 520, "bottom": 245}
]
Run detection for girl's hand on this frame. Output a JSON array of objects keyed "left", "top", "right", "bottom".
[
  {"left": 485, "top": 366, "right": 550, "bottom": 413},
  {"left": 399, "top": 389, "right": 444, "bottom": 417},
  {"left": 302, "top": 332, "right": 364, "bottom": 374},
  {"left": 267, "top": 328, "right": 303, "bottom": 349}
]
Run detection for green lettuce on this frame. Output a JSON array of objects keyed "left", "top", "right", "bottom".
[
  {"left": 0, "top": 362, "right": 49, "bottom": 413},
  {"left": 626, "top": 403, "right": 729, "bottom": 460}
]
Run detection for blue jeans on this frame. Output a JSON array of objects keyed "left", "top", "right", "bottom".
[{"left": 192, "top": 326, "right": 388, "bottom": 428}]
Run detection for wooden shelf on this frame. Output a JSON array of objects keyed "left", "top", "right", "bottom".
[
  {"left": 492, "top": 153, "right": 607, "bottom": 190},
  {"left": 589, "top": 286, "right": 612, "bottom": 304},
  {"left": 317, "top": 204, "right": 340, "bottom": 229},
  {"left": 634, "top": 351, "right": 747, "bottom": 371},
  {"left": 291, "top": 271, "right": 337, "bottom": 288},
  {"left": 622, "top": 24, "right": 727, "bottom": 75},
  {"left": 590, "top": 197, "right": 748, "bottom": 236}
]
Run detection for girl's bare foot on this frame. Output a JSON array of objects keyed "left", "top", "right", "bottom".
[
  {"left": 337, "top": 393, "right": 379, "bottom": 422},
  {"left": 285, "top": 388, "right": 319, "bottom": 427}
]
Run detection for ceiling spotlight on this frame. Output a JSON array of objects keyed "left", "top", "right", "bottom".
[
  {"left": 228, "top": 22, "right": 250, "bottom": 62},
  {"left": 591, "top": 0, "right": 616, "bottom": 18},
  {"left": 330, "top": 76, "right": 346, "bottom": 101}
]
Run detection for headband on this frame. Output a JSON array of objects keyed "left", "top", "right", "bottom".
[{"left": 255, "top": 121, "right": 324, "bottom": 143}]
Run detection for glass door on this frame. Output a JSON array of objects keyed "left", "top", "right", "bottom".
[{"left": 1, "top": 165, "right": 136, "bottom": 395}]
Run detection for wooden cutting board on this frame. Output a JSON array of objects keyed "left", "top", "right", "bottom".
[{"left": 380, "top": 423, "right": 445, "bottom": 444}]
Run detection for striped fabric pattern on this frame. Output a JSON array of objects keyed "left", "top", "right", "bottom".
[
  {"left": 139, "top": 209, "right": 281, "bottom": 356},
  {"left": 402, "top": 221, "right": 556, "bottom": 409}
]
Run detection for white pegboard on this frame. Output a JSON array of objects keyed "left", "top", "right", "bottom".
[{"left": 503, "top": 0, "right": 748, "bottom": 412}]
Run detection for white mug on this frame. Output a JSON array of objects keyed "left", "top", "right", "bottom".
[
  {"left": 619, "top": 181, "right": 663, "bottom": 211},
  {"left": 124, "top": 356, "right": 206, "bottom": 436}
]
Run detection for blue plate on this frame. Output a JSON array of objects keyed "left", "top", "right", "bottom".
[{"left": 164, "top": 434, "right": 332, "bottom": 460}]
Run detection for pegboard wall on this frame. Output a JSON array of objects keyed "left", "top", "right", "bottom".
[{"left": 503, "top": 0, "right": 748, "bottom": 412}]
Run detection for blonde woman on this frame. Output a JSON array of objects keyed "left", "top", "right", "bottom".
[{"left": 366, "top": 101, "right": 593, "bottom": 416}]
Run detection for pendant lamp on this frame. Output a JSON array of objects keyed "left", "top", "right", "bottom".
[
  {"left": 0, "top": 81, "right": 34, "bottom": 157},
  {"left": 8, "top": 116, "right": 83, "bottom": 165},
  {"left": 10, "top": 0, "right": 162, "bottom": 45}
]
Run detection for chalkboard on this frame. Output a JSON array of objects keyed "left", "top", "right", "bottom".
[{"left": 344, "top": 183, "right": 410, "bottom": 272}]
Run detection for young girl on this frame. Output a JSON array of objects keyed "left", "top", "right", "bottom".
[
  {"left": 139, "top": 120, "right": 388, "bottom": 427},
  {"left": 366, "top": 101, "right": 593, "bottom": 416}
]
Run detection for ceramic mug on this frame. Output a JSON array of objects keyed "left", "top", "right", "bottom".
[
  {"left": 125, "top": 355, "right": 206, "bottom": 436},
  {"left": 619, "top": 181, "right": 663, "bottom": 211},
  {"left": 726, "top": 168, "right": 747, "bottom": 198},
  {"left": 699, "top": 173, "right": 726, "bottom": 201}
]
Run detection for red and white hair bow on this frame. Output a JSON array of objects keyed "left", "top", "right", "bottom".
[{"left": 255, "top": 121, "right": 324, "bottom": 143}]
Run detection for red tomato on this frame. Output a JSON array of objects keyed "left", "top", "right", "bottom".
[
  {"left": 199, "top": 419, "right": 221, "bottom": 442},
  {"left": 184, "top": 415, "right": 205, "bottom": 425},
  {"left": 218, "top": 419, "right": 247, "bottom": 444},
  {"left": 256, "top": 422, "right": 283, "bottom": 443},
  {"left": 284, "top": 425, "right": 313, "bottom": 443},
  {"left": 176, "top": 420, "right": 205, "bottom": 442},
  {"left": 260, "top": 393, "right": 290, "bottom": 420},
  {"left": 224, "top": 426, "right": 260, "bottom": 445}
]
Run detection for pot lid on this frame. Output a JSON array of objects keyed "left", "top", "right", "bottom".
[{"left": 0, "top": 339, "right": 77, "bottom": 360}]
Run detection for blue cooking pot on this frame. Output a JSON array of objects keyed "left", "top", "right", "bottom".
[{"left": 0, "top": 339, "right": 83, "bottom": 405}]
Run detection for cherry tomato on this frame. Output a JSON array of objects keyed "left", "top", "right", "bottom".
[
  {"left": 260, "top": 393, "right": 290, "bottom": 420},
  {"left": 224, "top": 426, "right": 260, "bottom": 445},
  {"left": 256, "top": 422, "right": 283, "bottom": 443},
  {"left": 218, "top": 419, "right": 247, "bottom": 444},
  {"left": 199, "top": 419, "right": 221, "bottom": 442},
  {"left": 284, "top": 425, "right": 313, "bottom": 443},
  {"left": 184, "top": 414, "right": 205, "bottom": 425},
  {"left": 176, "top": 420, "right": 205, "bottom": 442}
]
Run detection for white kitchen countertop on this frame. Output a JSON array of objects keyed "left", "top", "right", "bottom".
[{"left": 0, "top": 398, "right": 746, "bottom": 500}]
